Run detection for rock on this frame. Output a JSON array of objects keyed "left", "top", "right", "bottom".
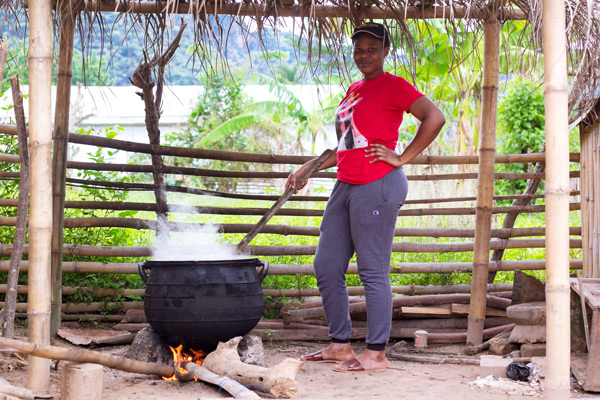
[
  {"left": 520, "top": 343, "right": 546, "bottom": 357},
  {"left": 124, "top": 327, "right": 173, "bottom": 365},
  {"left": 121, "top": 309, "right": 147, "bottom": 323},
  {"left": 237, "top": 335, "right": 265, "bottom": 366},
  {"left": 506, "top": 302, "right": 546, "bottom": 326},
  {"left": 509, "top": 325, "right": 546, "bottom": 344},
  {"left": 512, "top": 270, "right": 545, "bottom": 305},
  {"left": 489, "top": 337, "right": 520, "bottom": 356},
  {"left": 480, "top": 355, "right": 513, "bottom": 378}
]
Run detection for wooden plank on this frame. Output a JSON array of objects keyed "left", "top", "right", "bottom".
[
  {"left": 451, "top": 303, "right": 506, "bottom": 317},
  {"left": 400, "top": 306, "right": 453, "bottom": 315}
]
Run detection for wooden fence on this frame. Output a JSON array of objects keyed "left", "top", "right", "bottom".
[{"left": 0, "top": 122, "right": 583, "bottom": 319}]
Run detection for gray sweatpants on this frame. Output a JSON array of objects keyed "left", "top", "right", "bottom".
[{"left": 314, "top": 168, "right": 408, "bottom": 346}]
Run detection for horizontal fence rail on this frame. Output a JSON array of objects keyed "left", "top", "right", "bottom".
[
  {"left": 0, "top": 198, "right": 583, "bottom": 217},
  {"left": 0, "top": 259, "right": 583, "bottom": 275},
  {"left": 0, "top": 239, "right": 583, "bottom": 258}
]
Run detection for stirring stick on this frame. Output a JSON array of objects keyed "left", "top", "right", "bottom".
[{"left": 235, "top": 148, "right": 333, "bottom": 255}]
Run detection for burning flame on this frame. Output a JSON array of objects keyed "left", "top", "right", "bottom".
[{"left": 163, "top": 344, "right": 205, "bottom": 381}]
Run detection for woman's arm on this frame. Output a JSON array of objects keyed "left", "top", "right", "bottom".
[
  {"left": 285, "top": 147, "right": 338, "bottom": 193},
  {"left": 365, "top": 96, "right": 445, "bottom": 167}
]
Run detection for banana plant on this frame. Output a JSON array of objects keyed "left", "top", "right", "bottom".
[
  {"left": 389, "top": 20, "right": 534, "bottom": 156},
  {"left": 201, "top": 72, "right": 341, "bottom": 155}
]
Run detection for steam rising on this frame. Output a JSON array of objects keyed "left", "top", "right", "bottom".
[{"left": 151, "top": 221, "right": 243, "bottom": 261}]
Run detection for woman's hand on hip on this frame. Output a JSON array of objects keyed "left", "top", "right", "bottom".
[{"left": 365, "top": 143, "right": 402, "bottom": 167}]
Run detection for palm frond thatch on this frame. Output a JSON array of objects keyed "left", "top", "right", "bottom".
[{"left": 0, "top": 0, "right": 599, "bottom": 122}]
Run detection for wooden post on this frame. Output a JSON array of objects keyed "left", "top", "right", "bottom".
[
  {"left": 542, "top": 0, "right": 571, "bottom": 398},
  {"left": 466, "top": 15, "right": 500, "bottom": 346},
  {"left": 130, "top": 22, "right": 187, "bottom": 243},
  {"left": 51, "top": 6, "right": 76, "bottom": 337},
  {"left": 2, "top": 75, "right": 30, "bottom": 339},
  {"left": 27, "top": 0, "right": 54, "bottom": 392},
  {"left": 580, "top": 114, "right": 594, "bottom": 277},
  {"left": 580, "top": 104, "right": 600, "bottom": 278}
]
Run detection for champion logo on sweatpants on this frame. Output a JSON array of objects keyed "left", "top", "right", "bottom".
[{"left": 373, "top": 210, "right": 380, "bottom": 215}]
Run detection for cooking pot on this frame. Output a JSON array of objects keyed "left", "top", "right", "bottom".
[{"left": 139, "top": 258, "right": 268, "bottom": 350}]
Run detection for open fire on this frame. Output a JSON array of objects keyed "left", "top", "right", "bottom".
[{"left": 163, "top": 344, "right": 205, "bottom": 381}]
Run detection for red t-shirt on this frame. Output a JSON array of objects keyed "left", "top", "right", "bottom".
[{"left": 335, "top": 72, "right": 423, "bottom": 185}]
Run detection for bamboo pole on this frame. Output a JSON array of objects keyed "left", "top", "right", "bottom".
[
  {"left": 61, "top": 158, "right": 580, "bottom": 181},
  {"left": 50, "top": 6, "right": 76, "bottom": 337},
  {"left": 589, "top": 125, "right": 600, "bottom": 278},
  {"left": 0, "top": 175, "right": 570, "bottom": 205},
  {"left": 467, "top": 16, "right": 500, "bottom": 346},
  {"left": 0, "top": 258, "right": 584, "bottom": 277},
  {"left": 0, "top": 124, "right": 581, "bottom": 164},
  {"left": 0, "top": 197, "right": 582, "bottom": 219},
  {"left": 27, "top": 0, "right": 54, "bottom": 391},
  {"left": 0, "top": 238, "right": 583, "bottom": 259},
  {"left": 0, "top": 217, "right": 580, "bottom": 239},
  {"left": 580, "top": 117, "right": 597, "bottom": 277},
  {"left": 71, "top": 1, "right": 528, "bottom": 20},
  {"left": 0, "top": 302, "right": 142, "bottom": 314},
  {"left": 542, "top": 0, "right": 571, "bottom": 397},
  {"left": 0, "top": 337, "right": 174, "bottom": 377},
  {"left": 2, "top": 75, "right": 30, "bottom": 340}
]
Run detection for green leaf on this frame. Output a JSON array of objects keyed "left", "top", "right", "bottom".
[{"left": 198, "top": 114, "right": 271, "bottom": 146}]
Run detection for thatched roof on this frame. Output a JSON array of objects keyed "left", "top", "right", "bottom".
[{"left": 2, "top": 0, "right": 600, "bottom": 122}]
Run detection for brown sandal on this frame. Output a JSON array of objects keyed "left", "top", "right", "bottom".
[
  {"left": 333, "top": 358, "right": 387, "bottom": 373},
  {"left": 300, "top": 350, "right": 339, "bottom": 363}
]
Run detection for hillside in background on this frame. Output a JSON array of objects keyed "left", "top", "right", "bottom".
[{"left": 76, "top": 14, "right": 309, "bottom": 86}]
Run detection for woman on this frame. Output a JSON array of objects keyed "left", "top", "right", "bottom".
[{"left": 286, "top": 22, "right": 445, "bottom": 372}]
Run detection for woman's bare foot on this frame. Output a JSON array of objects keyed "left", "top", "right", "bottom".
[
  {"left": 300, "top": 343, "right": 355, "bottom": 363},
  {"left": 333, "top": 349, "right": 388, "bottom": 372}
]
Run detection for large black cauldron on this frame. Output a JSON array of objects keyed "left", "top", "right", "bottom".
[{"left": 139, "top": 258, "right": 268, "bottom": 350}]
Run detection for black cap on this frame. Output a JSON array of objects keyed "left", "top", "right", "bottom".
[{"left": 351, "top": 22, "right": 390, "bottom": 46}]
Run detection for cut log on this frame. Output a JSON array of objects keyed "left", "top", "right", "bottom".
[
  {"left": 450, "top": 303, "right": 507, "bottom": 317},
  {"left": 202, "top": 337, "right": 303, "bottom": 398},
  {"left": 0, "top": 337, "right": 173, "bottom": 377},
  {"left": 425, "top": 323, "right": 515, "bottom": 344}
]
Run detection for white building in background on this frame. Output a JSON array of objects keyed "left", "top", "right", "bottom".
[
  {"left": 0, "top": 84, "right": 342, "bottom": 194},
  {"left": 0, "top": 84, "right": 341, "bottom": 163}
]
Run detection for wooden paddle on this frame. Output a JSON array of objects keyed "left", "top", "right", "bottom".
[{"left": 235, "top": 148, "right": 333, "bottom": 254}]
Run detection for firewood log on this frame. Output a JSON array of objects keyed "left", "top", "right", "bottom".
[
  {"left": 0, "top": 378, "right": 52, "bottom": 399},
  {"left": 202, "top": 337, "right": 303, "bottom": 399},
  {"left": 0, "top": 337, "right": 173, "bottom": 377},
  {"left": 179, "top": 363, "right": 260, "bottom": 400}
]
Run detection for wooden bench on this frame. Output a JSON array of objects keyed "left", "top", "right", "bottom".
[{"left": 570, "top": 277, "right": 600, "bottom": 391}]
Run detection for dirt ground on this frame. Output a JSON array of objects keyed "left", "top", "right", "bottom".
[{"left": 2, "top": 332, "right": 600, "bottom": 400}]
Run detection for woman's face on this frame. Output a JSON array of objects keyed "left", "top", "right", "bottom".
[{"left": 352, "top": 33, "right": 389, "bottom": 81}]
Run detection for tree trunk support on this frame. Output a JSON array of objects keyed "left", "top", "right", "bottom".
[
  {"left": 2, "top": 76, "right": 30, "bottom": 340},
  {"left": 26, "top": 0, "right": 54, "bottom": 392},
  {"left": 542, "top": 0, "right": 571, "bottom": 398},
  {"left": 51, "top": 5, "right": 76, "bottom": 337},
  {"left": 467, "top": 15, "right": 500, "bottom": 346}
]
